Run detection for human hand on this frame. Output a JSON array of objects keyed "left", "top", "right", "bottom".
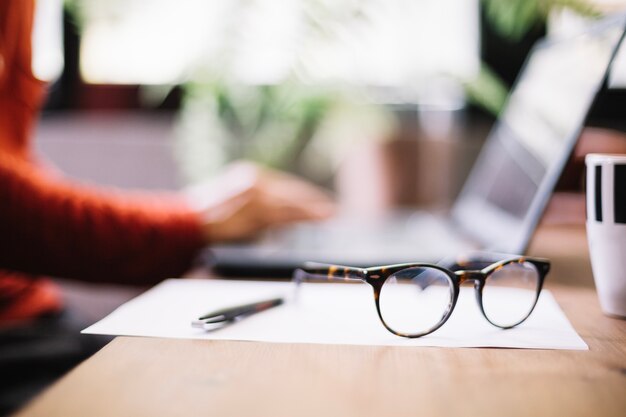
[{"left": 184, "top": 162, "right": 335, "bottom": 243}]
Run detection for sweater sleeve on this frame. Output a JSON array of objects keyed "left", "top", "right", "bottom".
[{"left": 0, "top": 153, "right": 206, "bottom": 286}]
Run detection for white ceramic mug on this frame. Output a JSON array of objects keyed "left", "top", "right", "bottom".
[{"left": 586, "top": 154, "right": 626, "bottom": 318}]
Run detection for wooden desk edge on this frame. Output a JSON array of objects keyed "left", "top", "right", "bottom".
[{"left": 13, "top": 284, "right": 626, "bottom": 417}]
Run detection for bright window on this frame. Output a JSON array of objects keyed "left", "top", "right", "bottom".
[{"left": 78, "top": 0, "right": 480, "bottom": 88}]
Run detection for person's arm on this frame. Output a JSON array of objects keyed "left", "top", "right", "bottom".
[
  {"left": 184, "top": 161, "right": 335, "bottom": 243},
  {"left": 0, "top": 153, "right": 205, "bottom": 286},
  {"left": 0, "top": 156, "right": 335, "bottom": 286},
  {"left": 0, "top": 0, "right": 335, "bottom": 289}
]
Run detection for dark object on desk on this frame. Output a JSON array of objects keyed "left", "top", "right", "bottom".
[
  {"left": 191, "top": 297, "right": 284, "bottom": 329},
  {"left": 207, "top": 15, "right": 626, "bottom": 278}
]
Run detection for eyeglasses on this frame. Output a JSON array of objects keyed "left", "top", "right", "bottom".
[{"left": 293, "top": 256, "right": 550, "bottom": 338}]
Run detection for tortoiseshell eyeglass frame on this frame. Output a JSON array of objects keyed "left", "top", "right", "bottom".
[{"left": 292, "top": 256, "right": 550, "bottom": 338}]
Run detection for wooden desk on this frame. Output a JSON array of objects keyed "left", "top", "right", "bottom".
[
  {"left": 528, "top": 223, "right": 595, "bottom": 287},
  {"left": 14, "top": 284, "right": 626, "bottom": 417}
]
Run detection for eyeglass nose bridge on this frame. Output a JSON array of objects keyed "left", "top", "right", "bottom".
[{"left": 454, "top": 270, "right": 486, "bottom": 284}]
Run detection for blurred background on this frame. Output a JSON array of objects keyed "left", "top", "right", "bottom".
[{"left": 35, "top": 0, "right": 626, "bottom": 214}]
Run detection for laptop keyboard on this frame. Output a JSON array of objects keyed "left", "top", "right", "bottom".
[{"left": 259, "top": 211, "right": 472, "bottom": 263}]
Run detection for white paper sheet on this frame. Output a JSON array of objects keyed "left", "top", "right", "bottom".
[{"left": 82, "top": 279, "right": 588, "bottom": 350}]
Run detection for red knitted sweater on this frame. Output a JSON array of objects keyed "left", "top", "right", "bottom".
[{"left": 0, "top": 0, "right": 205, "bottom": 323}]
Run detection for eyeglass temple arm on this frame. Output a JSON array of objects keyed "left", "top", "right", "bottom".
[
  {"left": 293, "top": 262, "right": 365, "bottom": 283},
  {"left": 447, "top": 254, "right": 550, "bottom": 275},
  {"left": 445, "top": 256, "right": 500, "bottom": 271}
]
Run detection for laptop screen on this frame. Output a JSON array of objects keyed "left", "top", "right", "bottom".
[{"left": 452, "top": 16, "right": 626, "bottom": 254}]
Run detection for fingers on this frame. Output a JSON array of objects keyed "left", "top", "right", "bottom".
[
  {"left": 190, "top": 161, "right": 336, "bottom": 243},
  {"left": 260, "top": 185, "right": 335, "bottom": 219},
  {"left": 255, "top": 167, "right": 336, "bottom": 222},
  {"left": 227, "top": 160, "right": 336, "bottom": 221}
]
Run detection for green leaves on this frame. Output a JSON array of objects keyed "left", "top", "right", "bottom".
[
  {"left": 483, "top": 0, "right": 543, "bottom": 41},
  {"left": 180, "top": 81, "right": 335, "bottom": 170},
  {"left": 476, "top": 0, "right": 602, "bottom": 115},
  {"left": 481, "top": 0, "right": 601, "bottom": 41},
  {"left": 463, "top": 64, "right": 509, "bottom": 116}
]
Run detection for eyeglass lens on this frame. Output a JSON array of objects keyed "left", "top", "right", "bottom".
[
  {"left": 481, "top": 261, "right": 540, "bottom": 327},
  {"left": 378, "top": 267, "right": 454, "bottom": 336},
  {"left": 378, "top": 261, "right": 541, "bottom": 336}
]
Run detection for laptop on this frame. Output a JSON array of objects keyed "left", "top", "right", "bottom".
[{"left": 206, "top": 15, "right": 626, "bottom": 277}]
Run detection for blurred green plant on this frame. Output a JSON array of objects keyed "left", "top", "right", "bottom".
[
  {"left": 462, "top": 64, "right": 510, "bottom": 117},
  {"left": 465, "top": 0, "right": 602, "bottom": 116},
  {"left": 64, "top": 0, "right": 605, "bottom": 181},
  {"left": 482, "top": 0, "right": 601, "bottom": 41},
  {"left": 64, "top": 0, "right": 128, "bottom": 27},
  {"left": 174, "top": 0, "right": 393, "bottom": 185},
  {"left": 64, "top": 0, "right": 392, "bottom": 186},
  {"left": 176, "top": 80, "right": 394, "bottom": 185},
  {"left": 178, "top": 82, "right": 332, "bottom": 176}
]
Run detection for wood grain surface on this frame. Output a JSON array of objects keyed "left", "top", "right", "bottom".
[
  {"left": 14, "top": 285, "right": 626, "bottom": 417},
  {"left": 528, "top": 223, "right": 595, "bottom": 287}
]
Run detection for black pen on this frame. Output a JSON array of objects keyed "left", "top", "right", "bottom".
[{"left": 191, "top": 297, "right": 284, "bottom": 329}]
